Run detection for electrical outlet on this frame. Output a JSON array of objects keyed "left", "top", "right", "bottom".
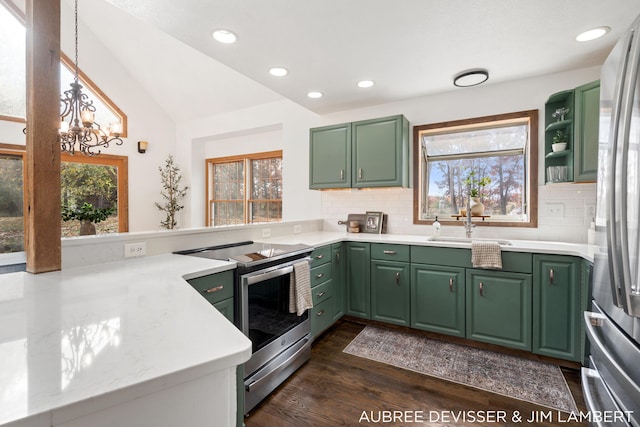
[
  {"left": 124, "top": 242, "right": 146, "bottom": 257},
  {"left": 544, "top": 203, "right": 565, "bottom": 217},
  {"left": 585, "top": 203, "right": 596, "bottom": 219},
  {"left": 293, "top": 225, "right": 302, "bottom": 234},
  {"left": 262, "top": 228, "right": 271, "bottom": 238}
]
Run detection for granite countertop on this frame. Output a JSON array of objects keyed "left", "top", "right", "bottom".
[{"left": 0, "top": 254, "right": 250, "bottom": 426}]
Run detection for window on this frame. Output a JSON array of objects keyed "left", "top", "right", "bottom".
[
  {"left": 206, "top": 151, "right": 283, "bottom": 226},
  {"left": 0, "top": 145, "right": 128, "bottom": 254},
  {"left": 0, "top": 1, "right": 127, "bottom": 135},
  {"left": 414, "top": 110, "right": 538, "bottom": 227}
]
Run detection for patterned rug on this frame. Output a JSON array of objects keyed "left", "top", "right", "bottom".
[{"left": 343, "top": 326, "right": 578, "bottom": 413}]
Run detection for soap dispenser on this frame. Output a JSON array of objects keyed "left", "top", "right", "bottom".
[{"left": 433, "top": 216, "right": 441, "bottom": 236}]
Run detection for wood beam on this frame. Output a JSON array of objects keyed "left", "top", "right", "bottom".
[{"left": 24, "top": 0, "right": 61, "bottom": 273}]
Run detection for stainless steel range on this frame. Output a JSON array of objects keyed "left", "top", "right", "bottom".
[{"left": 175, "top": 241, "right": 314, "bottom": 414}]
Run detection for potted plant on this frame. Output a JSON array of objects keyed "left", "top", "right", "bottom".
[
  {"left": 552, "top": 129, "right": 568, "bottom": 152},
  {"left": 155, "top": 155, "right": 188, "bottom": 230},
  {"left": 61, "top": 202, "right": 114, "bottom": 235},
  {"left": 463, "top": 170, "right": 491, "bottom": 216}
]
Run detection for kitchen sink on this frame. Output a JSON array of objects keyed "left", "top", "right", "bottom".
[{"left": 427, "top": 236, "right": 512, "bottom": 246}]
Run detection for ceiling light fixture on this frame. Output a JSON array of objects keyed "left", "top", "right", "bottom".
[
  {"left": 269, "top": 67, "right": 288, "bottom": 77},
  {"left": 453, "top": 69, "right": 489, "bottom": 88},
  {"left": 212, "top": 29, "right": 237, "bottom": 44},
  {"left": 357, "top": 80, "right": 375, "bottom": 88},
  {"left": 576, "top": 26, "right": 610, "bottom": 42},
  {"left": 59, "top": 0, "right": 122, "bottom": 156},
  {"left": 307, "top": 91, "right": 323, "bottom": 99}
]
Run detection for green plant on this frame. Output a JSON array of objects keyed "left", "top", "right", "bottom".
[
  {"left": 463, "top": 170, "right": 491, "bottom": 198},
  {"left": 61, "top": 202, "right": 114, "bottom": 223},
  {"left": 155, "top": 155, "right": 188, "bottom": 230},
  {"left": 552, "top": 129, "right": 567, "bottom": 145}
]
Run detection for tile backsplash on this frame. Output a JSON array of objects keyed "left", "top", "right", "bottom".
[{"left": 321, "top": 182, "right": 596, "bottom": 244}]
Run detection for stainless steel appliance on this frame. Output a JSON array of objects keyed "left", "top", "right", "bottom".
[
  {"left": 174, "top": 241, "right": 314, "bottom": 414},
  {"left": 584, "top": 13, "right": 640, "bottom": 427}
]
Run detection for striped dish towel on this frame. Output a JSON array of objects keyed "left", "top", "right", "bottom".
[
  {"left": 289, "top": 261, "right": 313, "bottom": 316},
  {"left": 471, "top": 241, "right": 503, "bottom": 269}
]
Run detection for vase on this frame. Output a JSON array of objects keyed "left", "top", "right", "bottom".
[
  {"left": 469, "top": 197, "right": 485, "bottom": 216},
  {"left": 80, "top": 220, "right": 96, "bottom": 235}
]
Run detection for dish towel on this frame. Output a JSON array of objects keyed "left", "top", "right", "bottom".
[
  {"left": 289, "top": 261, "right": 313, "bottom": 316},
  {"left": 471, "top": 241, "right": 503, "bottom": 269}
]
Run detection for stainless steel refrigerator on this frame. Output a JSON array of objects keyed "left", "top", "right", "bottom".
[{"left": 583, "top": 13, "right": 640, "bottom": 427}]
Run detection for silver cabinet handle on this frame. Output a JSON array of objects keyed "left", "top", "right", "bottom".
[
  {"left": 340, "top": 169, "right": 344, "bottom": 180},
  {"left": 549, "top": 268, "right": 554, "bottom": 285},
  {"left": 358, "top": 168, "right": 363, "bottom": 179},
  {"left": 335, "top": 253, "right": 340, "bottom": 263},
  {"left": 395, "top": 272, "right": 400, "bottom": 285},
  {"left": 315, "top": 254, "right": 324, "bottom": 260},
  {"left": 479, "top": 282, "right": 484, "bottom": 296},
  {"left": 204, "top": 285, "right": 224, "bottom": 294},
  {"left": 316, "top": 309, "right": 325, "bottom": 316},
  {"left": 317, "top": 291, "right": 326, "bottom": 298},
  {"left": 449, "top": 277, "right": 454, "bottom": 293},
  {"left": 315, "top": 273, "right": 325, "bottom": 279},
  {"left": 383, "top": 250, "right": 397, "bottom": 255}
]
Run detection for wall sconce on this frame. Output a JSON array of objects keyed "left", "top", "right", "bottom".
[{"left": 137, "top": 140, "right": 148, "bottom": 154}]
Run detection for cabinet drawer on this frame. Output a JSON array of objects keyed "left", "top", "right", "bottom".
[
  {"left": 411, "top": 246, "right": 532, "bottom": 273},
  {"left": 310, "top": 245, "right": 331, "bottom": 267},
  {"left": 311, "top": 262, "right": 332, "bottom": 287},
  {"left": 311, "top": 298, "right": 334, "bottom": 337},
  {"left": 371, "top": 243, "right": 410, "bottom": 262},
  {"left": 312, "top": 280, "right": 333, "bottom": 305},
  {"left": 187, "top": 270, "right": 234, "bottom": 305}
]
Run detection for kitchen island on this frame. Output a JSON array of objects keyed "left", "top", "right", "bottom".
[{"left": 0, "top": 254, "right": 251, "bottom": 427}]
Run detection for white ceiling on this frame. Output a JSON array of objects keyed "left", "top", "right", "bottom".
[{"left": 65, "top": 0, "right": 640, "bottom": 121}]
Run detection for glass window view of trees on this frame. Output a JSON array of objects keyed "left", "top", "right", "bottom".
[
  {"left": 0, "top": 153, "right": 24, "bottom": 253},
  {"left": 414, "top": 110, "right": 538, "bottom": 227},
  {"left": 208, "top": 152, "right": 282, "bottom": 226}
]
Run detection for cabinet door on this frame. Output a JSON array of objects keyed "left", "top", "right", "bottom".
[
  {"left": 574, "top": 80, "right": 600, "bottom": 182},
  {"left": 411, "top": 264, "right": 465, "bottom": 337},
  {"left": 309, "top": 123, "right": 351, "bottom": 189},
  {"left": 533, "top": 255, "right": 581, "bottom": 361},
  {"left": 214, "top": 298, "right": 234, "bottom": 323},
  {"left": 346, "top": 242, "right": 371, "bottom": 319},
  {"left": 371, "top": 260, "right": 410, "bottom": 326},
  {"left": 352, "top": 115, "right": 409, "bottom": 188},
  {"left": 332, "top": 243, "right": 346, "bottom": 321},
  {"left": 466, "top": 269, "right": 532, "bottom": 351}
]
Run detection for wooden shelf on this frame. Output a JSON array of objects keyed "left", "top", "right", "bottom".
[{"left": 451, "top": 215, "right": 491, "bottom": 221}]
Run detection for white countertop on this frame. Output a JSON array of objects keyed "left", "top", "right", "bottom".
[
  {"left": 0, "top": 254, "right": 251, "bottom": 426},
  {"left": 262, "top": 231, "right": 595, "bottom": 261}
]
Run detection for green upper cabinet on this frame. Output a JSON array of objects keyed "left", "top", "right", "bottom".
[
  {"left": 352, "top": 115, "right": 410, "bottom": 188},
  {"left": 309, "top": 115, "right": 410, "bottom": 189},
  {"left": 309, "top": 123, "right": 352, "bottom": 189},
  {"left": 544, "top": 90, "right": 575, "bottom": 183},
  {"left": 574, "top": 81, "right": 600, "bottom": 182},
  {"left": 533, "top": 254, "right": 582, "bottom": 361}
]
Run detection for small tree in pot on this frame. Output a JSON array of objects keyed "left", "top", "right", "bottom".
[{"left": 62, "top": 202, "right": 114, "bottom": 235}]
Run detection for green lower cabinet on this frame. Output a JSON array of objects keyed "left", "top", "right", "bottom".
[
  {"left": 371, "top": 260, "right": 410, "bottom": 326},
  {"left": 466, "top": 269, "right": 532, "bottom": 351},
  {"left": 311, "top": 297, "right": 334, "bottom": 337},
  {"left": 533, "top": 255, "right": 581, "bottom": 361},
  {"left": 346, "top": 242, "right": 371, "bottom": 319},
  {"left": 411, "top": 264, "right": 466, "bottom": 337},
  {"left": 331, "top": 243, "right": 346, "bottom": 321},
  {"left": 214, "top": 298, "right": 234, "bottom": 323}
]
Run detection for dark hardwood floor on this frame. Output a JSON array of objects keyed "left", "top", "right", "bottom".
[{"left": 244, "top": 319, "right": 587, "bottom": 427}]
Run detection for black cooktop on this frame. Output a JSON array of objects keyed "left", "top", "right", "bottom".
[{"left": 173, "top": 240, "right": 313, "bottom": 268}]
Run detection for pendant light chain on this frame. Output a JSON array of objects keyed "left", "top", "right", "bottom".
[{"left": 74, "top": 0, "right": 79, "bottom": 83}]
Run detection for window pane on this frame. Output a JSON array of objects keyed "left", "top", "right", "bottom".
[
  {"left": 424, "top": 124, "right": 527, "bottom": 157},
  {"left": 0, "top": 154, "right": 24, "bottom": 253},
  {"left": 213, "top": 201, "right": 244, "bottom": 226},
  {"left": 0, "top": 6, "right": 26, "bottom": 118},
  {"left": 249, "top": 201, "right": 282, "bottom": 223}
]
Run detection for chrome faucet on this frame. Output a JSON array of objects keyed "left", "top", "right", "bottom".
[{"left": 464, "top": 193, "right": 475, "bottom": 238}]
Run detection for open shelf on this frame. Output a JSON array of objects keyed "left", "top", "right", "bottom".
[
  {"left": 545, "top": 120, "right": 572, "bottom": 132},
  {"left": 545, "top": 149, "right": 572, "bottom": 159}
]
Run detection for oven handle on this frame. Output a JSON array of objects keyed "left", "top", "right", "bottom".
[{"left": 244, "top": 257, "right": 310, "bottom": 286}]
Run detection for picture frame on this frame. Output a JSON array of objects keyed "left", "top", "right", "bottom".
[{"left": 363, "top": 211, "right": 383, "bottom": 234}]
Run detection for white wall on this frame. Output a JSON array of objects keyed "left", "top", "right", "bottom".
[{"left": 316, "top": 66, "right": 601, "bottom": 243}]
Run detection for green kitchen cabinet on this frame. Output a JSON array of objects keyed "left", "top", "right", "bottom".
[
  {"left": 544, "top": 90, "right": 575, "bottom": 183},
  {"left": 309, "top": 115, "right": 410, "bottom": 189},
  {"left": 186, "top": 270, "right": 235, "bottom": 322},
  {"left": 346, "top": 242, "right": 371, "bottom": 319},
  {"left": 309, "top": 123, "right": 352, "bottom": 189},
  {"left": 352, "top": 115, "right": 410, "bottom": 188},
  {"left": 466, "top": 269, "right": 532, "bottom": 351},
  {"left": 574, "top": 80, "right": 600, "bottom": 182},
  {"left": 310, "top": 245, "right": 335, "bottom": 338},
  {"left": 371, "top": 260, "right": 410, "bottom": 326},
  {"left": 411, "top": 264, "right": 466, "bottom": 337},
  {"left": 533, "top": 254, "right": 581, "bottom": 361},
  {"left": 331, "top": 243, "right": 346, "bottom": 321}
]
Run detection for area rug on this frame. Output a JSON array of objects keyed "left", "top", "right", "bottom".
[{"left": 343, "top": 326, "right": 578, "bottom": 413}]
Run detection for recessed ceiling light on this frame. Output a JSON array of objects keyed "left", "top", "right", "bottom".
[
  {"left": 453, "top": 69, "right": 489, "bottom": 87},
  {"left": 576, "top": 26, "right": 610, "bottom": 42},
  {"left": 357, "top": 80, "right": 375, "bottom": 88},
  {"left": 307, "top": 91, "right": 323, "bottom": 99},
  {"left": 269, "top": 67, "right": 289, "bottom": 77},
  {"left": 212, "top": 29, "right": 237, "bottom": 44}
]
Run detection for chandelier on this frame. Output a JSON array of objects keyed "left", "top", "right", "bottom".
[{"left": 59, "top": 0, "right": 123, "bottom": 156}]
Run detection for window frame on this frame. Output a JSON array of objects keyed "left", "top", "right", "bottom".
[
  {"left": 412, "top": 110, "right": 538, "bottom": 228},
  {"left": 206, "top": 150, "right": 283, "bottom": 227}
]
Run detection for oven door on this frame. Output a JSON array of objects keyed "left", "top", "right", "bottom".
[{"left": 240, "top": 257, "right": 311, "bottom": 377}]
